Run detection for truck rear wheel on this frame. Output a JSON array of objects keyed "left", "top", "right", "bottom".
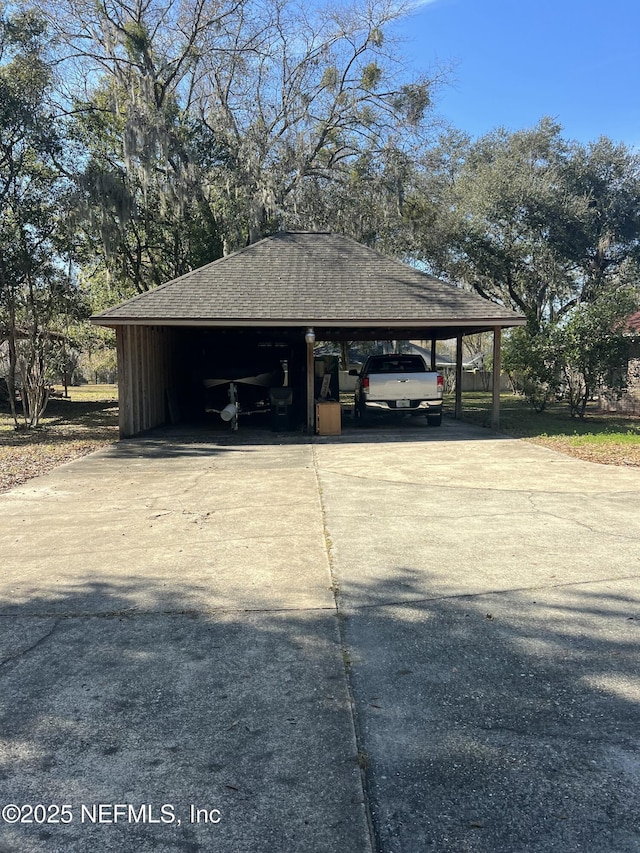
[{"left": 427, "top": 412, "right": 442, "bottom": 427}]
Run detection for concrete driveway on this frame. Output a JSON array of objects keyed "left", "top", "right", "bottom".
[{"left": 0, "top": 418, "right": 639, "bottom": 852}]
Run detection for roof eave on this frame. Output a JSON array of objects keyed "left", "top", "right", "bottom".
[{"left": 91, "top": 316, "right": 526, "bottom": 329}]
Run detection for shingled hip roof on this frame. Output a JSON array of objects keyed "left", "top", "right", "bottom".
[
  {"left": 627, "top": 311, "right": 640, "bottom": 333},
  {"left": 92, "top": 231, "right": 525, "bottom": 328}
]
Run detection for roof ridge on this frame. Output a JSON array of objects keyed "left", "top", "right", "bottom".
[
  {"left": 327, "top": 233, "right": 449, "bottom": 284},
  {"left": 94, "top": 233, "right": 284, "bottom": 317}
]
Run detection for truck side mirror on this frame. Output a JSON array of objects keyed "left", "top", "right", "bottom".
[{"left": 348, "top": 369, "right": 359, "bottom": 376}]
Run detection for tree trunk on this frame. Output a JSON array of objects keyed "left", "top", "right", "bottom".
[{"left": 7, "top": 306, "right": 19, "bottom": 428}]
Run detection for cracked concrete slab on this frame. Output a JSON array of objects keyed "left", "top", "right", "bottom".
[
  {"left": 314, "top": 418, "right": 640, "bottom": 852},
  {"left": 0, "top": 441, "right": 335, "bottom": 615},
  {"left": 0, "top": 438, "right": 371, "bottom": 853},
  {"left": 1, "top": 417, "right": 639, "bottom": 853}
]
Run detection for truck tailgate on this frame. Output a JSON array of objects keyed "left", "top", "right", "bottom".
[{"left": 367, "top": 373, "right": 438, "bottom": 399}]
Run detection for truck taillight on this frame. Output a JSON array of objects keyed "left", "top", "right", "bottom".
[
  {"left": 437, "top": 374, "right": 443, "bottom": 396},
  {"left": 363, "top": 376, "right": 370, "bottom": 389}
]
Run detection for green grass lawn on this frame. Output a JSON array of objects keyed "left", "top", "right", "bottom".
[
  {"left": 53, "top": 384, "right": 120, "bottom": 403},
  {"left": 447, "top": 392, "right": 640, "bottom": 466}
]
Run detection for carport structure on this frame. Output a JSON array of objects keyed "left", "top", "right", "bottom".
[{"left": 92, "top": 231, "right": 525, "bottom": 437}]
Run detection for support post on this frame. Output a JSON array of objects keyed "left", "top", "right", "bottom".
[
  {"left": 455, "top": 331, "right": 463, "bottom": 419},
  {"left": 492, "top": 325, "right": 502, "bottom": 430},
  {"left": 430, "top": 337, "right": 437, "bottom": 371},
  {"left": 305, "top": 328, "right": 315, "bottom": 434},
  {"left": 116, "top": 327, "right": 129, "bottom": 438}
]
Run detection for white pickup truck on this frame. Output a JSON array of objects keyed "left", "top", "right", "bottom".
[{"left": 352, "top": 354, "right": 444, "bottom": 426}]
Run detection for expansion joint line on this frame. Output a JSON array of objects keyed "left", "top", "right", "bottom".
[
  {"left": 0, "top": 618, "right": 60, "bottom": 670},
  {"left": 311, "top": 445, "right": 379, "bottom": 853}
]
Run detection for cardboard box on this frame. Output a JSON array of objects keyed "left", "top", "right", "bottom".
[{"left": 316, "top": 401, "right": 341, "bottom": 435}]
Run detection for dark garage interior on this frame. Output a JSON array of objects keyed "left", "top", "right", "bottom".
[{"left": 177, "top": 328, "right": 307, "bottom": 429}]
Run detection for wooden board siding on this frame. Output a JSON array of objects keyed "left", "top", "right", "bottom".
[{"left": 116, "top": 326, "right": 177, "bottom": 437}]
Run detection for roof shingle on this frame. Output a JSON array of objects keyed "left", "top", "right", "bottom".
[{"left": 93, "top": 232, "right": 524, "bottom": 327}]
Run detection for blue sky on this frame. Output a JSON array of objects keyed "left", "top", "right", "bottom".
[{"left": 391, "top": 0, "right": 640, "bottom": 147}]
